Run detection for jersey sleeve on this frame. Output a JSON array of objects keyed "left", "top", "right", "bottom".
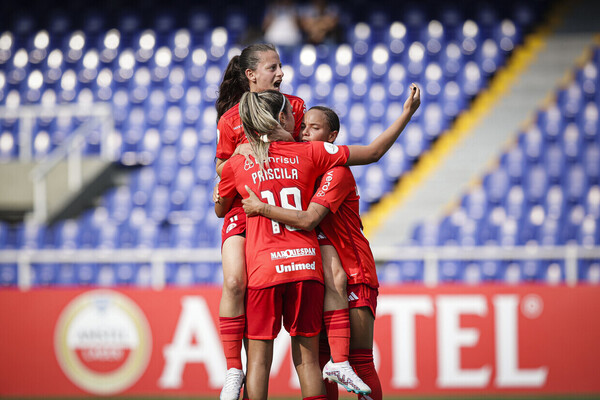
[
  {"left": 216, "top": 117, "right": 237, "bottom": 160},
  {"left": 218, "top": 161, "right": 238, "bottom": 199},
  {"left": 311, "top": 167, "right": 355, "bottom": 213},
  {"left": 310, "top": 142, "right": 350, "bottom": 176}
]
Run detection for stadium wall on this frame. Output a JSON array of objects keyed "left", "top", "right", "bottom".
[{"left": 1, "top": 285, "right": 599, "bottom": 397}]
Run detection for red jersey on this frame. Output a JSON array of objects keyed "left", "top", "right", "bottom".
[
  {"left": 310, "top": 166, "right": 379, "bottom": 288},
  {"left": 219, "top": 141, "right": 350, "bottom": 289},
  {"left": 216, "top": 93, "right": 306, "bottom": 160}
]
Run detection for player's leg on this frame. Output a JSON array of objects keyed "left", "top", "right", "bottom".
[
  {"left": 244, "top": 285, "right": 283, "bottom": 400},
  {"left": 318, "top": 334, "right": 339, "bottom": 400},
  {"left": 293, "top": 334, "right": 328, "bottom": 399},
  {"left": 219, "top": 232, "right": 247, "bottom": 400},
  {"left": 321, "top": 245, "right": 351, "bottom": 364},
  {"left": 245, "top": 339, "right": 273, "bottom": 400},
  {"left": 285, "top": 280, "right": 327, "bottom": 399},
  {"left": 320, "top": 246, "right": 370, "bottom": 395},
  {"left": 348, "top": 287, "right": 382, "bottom": 400}
]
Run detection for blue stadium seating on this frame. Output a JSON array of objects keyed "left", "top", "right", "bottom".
[{"left": 0, "top": 0, "right": 573, "bottom": 286}]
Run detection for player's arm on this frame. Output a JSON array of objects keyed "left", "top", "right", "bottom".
[
  {"left": 216, "top": 143, "right": 254, "bottom": 177},
  {"left": 215, "top": 162, "right": 238, "bottom": 217},
  {"left": 215, "top": 158, "right": 227, "bottom": 177},
  {"left": 242, "top": 186, "right": 330, "bottom": 231},
  {"left": 345, "top": 83, "right": 420, "bottom": 166},
  {"left": 215, "top": 196, "right": 234, "bottom": 218}
]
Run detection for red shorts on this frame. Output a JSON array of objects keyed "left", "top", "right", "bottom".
[
  {"left": 245, "top": 280, "right": 324, "bottom": 340},
  {"left": 221, "top": 206, "right": 246, "bottom": 246},
  {"left": 316, "top": 228, "right": 332, "bottom": 246},
  {"left": 347, "top": 283, "right": 378, "bottom": 318}
]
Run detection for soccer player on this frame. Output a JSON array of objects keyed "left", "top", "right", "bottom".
[
  {"left": 241, "top": 85, "right": 421, "bottom": 400},
  {"left": 216, "top": 87, "right": 419, "bottom": 399},
  {"left": 214, "top": 43, "right": 306, "bottom": 400}
]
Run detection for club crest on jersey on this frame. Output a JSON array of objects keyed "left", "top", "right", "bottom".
[
  {"left": 226, "top": 222, "right": 238, "bottom": 233},
  {"left": 244, "top": 158, "right": 255, "bottom": 171},
  {"left": 323, "top": 142, "right": 339, "bottom": 154}
]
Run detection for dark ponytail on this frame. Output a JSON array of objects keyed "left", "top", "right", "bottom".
[{"left": 215, "top": 43, "right": 278, "bottom": 121}]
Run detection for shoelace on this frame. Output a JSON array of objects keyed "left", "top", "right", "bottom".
[{"left": 223, "top": 372, "right": 244, "bottom": 391}]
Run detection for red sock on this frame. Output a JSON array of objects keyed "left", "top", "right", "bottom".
[
  {"left": 323, "top": 309, "right": 350, "bottom": 363},
  {"left": 303, "top": 396, "right": 327, "bottom": 400},
  {"left": 349, "top": 349, "right": 382, "bottom": 400},
  {"left": 319, "top": 336, "right": 338, "bottom": 400},
  {"left": 219, "top": 314, "right": 245, "bottom": 370}
]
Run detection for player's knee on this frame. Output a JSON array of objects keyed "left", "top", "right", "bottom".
[{"left": 223, "top": 276, "right": 247, "bottom": 298}]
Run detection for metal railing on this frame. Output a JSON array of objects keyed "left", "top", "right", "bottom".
[
  {"left": 0, "top": 103, "right": 115, "bottom": 223},
  {"left": 0, "top": 245, "right": 598, "bottom": 290}
]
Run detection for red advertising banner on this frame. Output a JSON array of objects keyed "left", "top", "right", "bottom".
[{"left": 1, "top": 285, "right": 599, "bottom": 397}]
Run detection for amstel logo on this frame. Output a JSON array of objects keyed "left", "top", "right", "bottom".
[{"left": 54, "top": 290, "right": 152, "bottom": 395}]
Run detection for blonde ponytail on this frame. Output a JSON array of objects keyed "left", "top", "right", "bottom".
[{"left": 239, "top": 90, "right": 290, "bottom": 168}]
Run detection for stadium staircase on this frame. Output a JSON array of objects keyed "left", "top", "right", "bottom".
[{"left": 369, "top": 0, "right": 600, "bottom": 245}]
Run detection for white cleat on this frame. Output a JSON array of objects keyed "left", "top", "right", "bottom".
[
  {"left": 322, "top": 360, "right": 371, "bottom": 395},
  {"left": 220, "top": 368, "right": 245, "bottom": 400}
]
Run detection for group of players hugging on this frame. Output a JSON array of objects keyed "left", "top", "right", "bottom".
[{"left": 212, "top": 43, "right": 420, "bottom": 400}]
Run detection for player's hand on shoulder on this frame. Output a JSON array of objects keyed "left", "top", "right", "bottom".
[{"left": 233, "top": 143, "right": 255, "bottom": 163}]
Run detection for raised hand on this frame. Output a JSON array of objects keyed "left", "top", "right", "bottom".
[{"left": 404, "top": 83, "right": 421, "bottom": 116}]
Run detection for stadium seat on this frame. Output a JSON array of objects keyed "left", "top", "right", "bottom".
[
  {"left": 564, "top": 164, "right": 588, "bottom": 204},
  {"left": 577, "top": 215, "right": 598, "bottom": 247},
  {"left": 0, "top": 128, "right": 18, "bottom": 160},
  {"left": 97, "top": 221, "right": 119, "bottom": 249},
  {"left": 524, "top": 165, "right": 548, "bottom": 204},
  {"left": 411, "top": 219, "right": 440, "bottom": 246},
  {"left": 0, "top": 264, "right": 18, "bottom": 286},
  {"left": 585, "top": 185, "right": 600, "bottom": 218},
  {"left": 493, "top": 19, "right": 520, "bottom": 55},
  {"left": 561, "top": 204, "right": 585, "bottom": 245},
  {"left": 537, "top": 104, "right": 564, "bottom": 143},
  {"left": 146, "top": 184, "right": 171, "bottom": 223},
  {"left": 385, "top": 22, "right": 408, "bottom": 57},
  {"left": 484, "top": 168, "right": 510, "bottom": 205},
  {"left": 32, "top": 263, "right": 60, "bottom": 286},
  {"left": 543, "top": 144, "right": 566, "bottom": 184},
  {"left": 562, "top": 122, "right": 583, "bottom": 162},
  {"left": 544, "top": 261, "right": 564, "bottom": 284},
  {"left": 379, "top": 261, "right": 424, "bottom": 283},
  {"left": 504, "top": 185, "right": 526, "bottom": 221},
  {"left": 97, "top": 263, "right": 116, "bottom": 286},
  {"left": 579, "top": 261, "right": 600, "bottom": 284},
  {"left": 167, "top": 262, "right": 195, "bottom": 286},
  {"left": 544, "top": 185, "right": 566, "bottom": 222},
  {"left": 520, "top": 260, "right": 543, "bottom": 282},
  {"left": 557, "top": 82, "right": 584, "bottom": 121},
  {"left": 440, "top": 42, "right": 462, "bottom": 79},
  {"left": 439, "top": 260, "right": 466, "bottom": 283},
  {"left": 503, "top": 262, "right": 522, "bottom": 284},
  {"left": 114, "top": 263, "right": 139, "bottom": 285},
  {"left": 583, "top": 143, "right": 599, "bottom": 184},
  {"left": 502, "top": 145, "right": 526, "bottom": 184},
  {"left": 480, "top": 260, "right": 503, "bottom": 281}
]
